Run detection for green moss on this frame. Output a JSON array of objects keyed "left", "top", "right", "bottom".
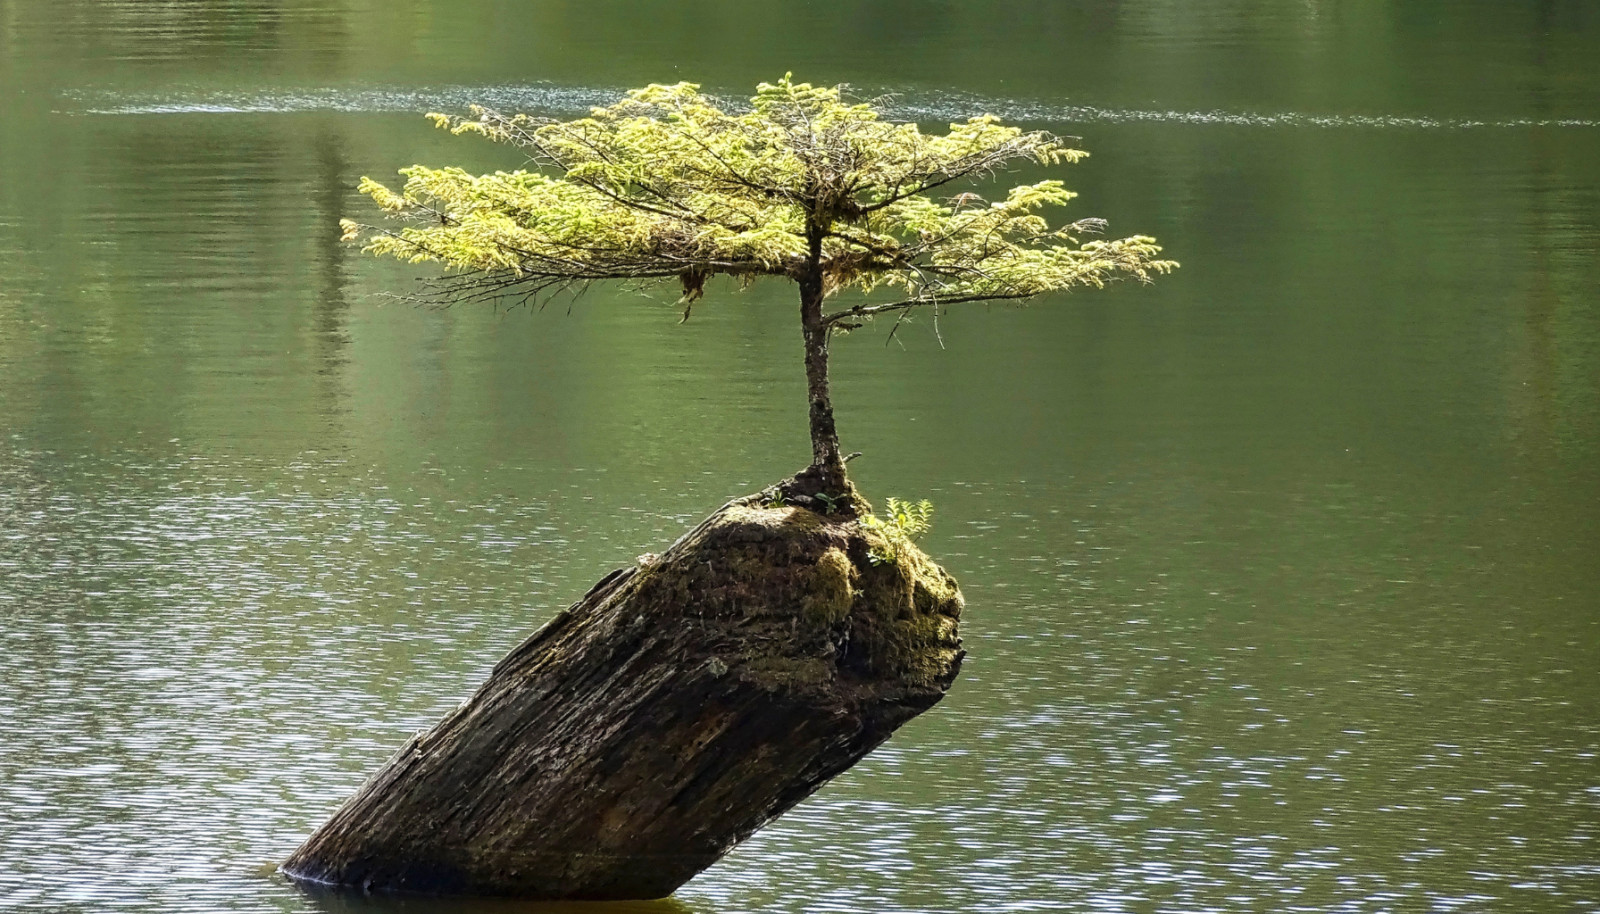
[
  {"left": 802, "top": 547, "right": 855, "bottom": 629},
  {"left": 839, "top": 527, "right": 964, "bottom": 688},
  {"left": 586, "top": 496, "right": 960, "bottom": 694}
]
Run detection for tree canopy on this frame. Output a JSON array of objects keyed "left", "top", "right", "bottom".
[{"left": 341, "top": 76, "right": 1176, "bottom": 493}]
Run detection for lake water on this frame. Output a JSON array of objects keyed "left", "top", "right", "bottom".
[{"left": 2, "top": 3, "right": 1598, "bottom": 912}]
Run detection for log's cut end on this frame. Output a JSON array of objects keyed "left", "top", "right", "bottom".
[{"left": 282, "top": 493, "right": 963, "bottom": 900}]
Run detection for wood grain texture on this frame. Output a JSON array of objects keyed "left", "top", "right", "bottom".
[{"left": 283, "top": 493, "right": 963, "bottom": 900}]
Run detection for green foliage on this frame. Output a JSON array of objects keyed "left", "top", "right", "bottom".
[
  {"left": 812, "top": 492, "right": 845, "bottom": 515},
  {"left": 861, "top": 497, "right": 935, "bottom": 566},
  {"left": 879, "top": 497, "right": 934, "bottom": 538},
  {"left": 341, "top": 75, "right": 1176, "bottom": 315}
]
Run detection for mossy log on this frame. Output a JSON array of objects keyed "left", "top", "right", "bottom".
[{"left": 282, "top": 482, "right": 964, "bottom": 900}]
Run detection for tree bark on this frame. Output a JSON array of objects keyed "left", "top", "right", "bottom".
[
  {"left": 800, "top": 226, "right": 845, "bottom": 488},
  {"left": 282, "top": 486, "right": 963, "bottom": 900}
]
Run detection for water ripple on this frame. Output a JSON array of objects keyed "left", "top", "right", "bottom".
[{"left": 60, "top": 83, "right": 1600, "bottom": 130}]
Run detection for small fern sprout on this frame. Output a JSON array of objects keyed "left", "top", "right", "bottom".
[{"left": 861, "top": 497, "right": 935, "bottom": 566}]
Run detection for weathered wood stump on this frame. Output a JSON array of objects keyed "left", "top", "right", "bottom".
[{"left": 283, "top": 480, "right": 963, "bottom": 899}]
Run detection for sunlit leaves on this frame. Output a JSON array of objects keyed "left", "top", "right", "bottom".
[{"left": 342, "top": 76, "right": 1174, "bottom": 310}]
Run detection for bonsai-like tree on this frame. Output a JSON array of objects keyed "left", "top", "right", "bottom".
[
  {"left": 341, "top": 76, "right": 1175, "bottom": 495},
  {"left": 292, "top": 79, "right": 1176, "bottom": 899}
]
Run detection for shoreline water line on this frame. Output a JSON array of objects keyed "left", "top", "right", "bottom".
[{"left": 59, "top": 83, "right": 1600, "bottom": 130}]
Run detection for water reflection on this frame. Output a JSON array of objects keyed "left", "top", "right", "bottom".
[
  {"left": 61, "top": 84, "right": 1600, "bottom": 129},
  {"left": 297, "top": 885, "right": 702, "bottom": 914}
]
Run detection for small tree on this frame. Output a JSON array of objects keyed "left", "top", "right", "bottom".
[
  {"left": 295, "top": 79, "right": 1176, "bottom": 898},
  {"left": 342, "top": 76, "right": 1175, "bottom": 493}
]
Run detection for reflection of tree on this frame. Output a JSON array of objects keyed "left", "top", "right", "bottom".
[
  {"left": 1504, "top": 0, "right": 1597, "bottom": 461},
  {"left": 0, "top": 110, "right": 374, "bottom": 449},
  {"left": 312, "top": 128, "right": 352, "bottom": 391},
  {"left": 300, "top": 889, "right": 706, "bottom": 914},
  {"left": 32, "top": 0, "right": 349, "bottom": 74}
]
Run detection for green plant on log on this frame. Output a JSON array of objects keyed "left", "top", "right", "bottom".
[
  {"left": 861, "top": 497, "right": 935, "bottom": 566},
  {"left": 339, "top": 76, "right": 1176, "bottom": 496},
  {"left": 812, "top": 492, "right": 845, "bottom": 515}
]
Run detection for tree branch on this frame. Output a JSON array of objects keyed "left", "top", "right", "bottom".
[{"left": 821, "top": 291, "right": 1038, "bottom": 326}]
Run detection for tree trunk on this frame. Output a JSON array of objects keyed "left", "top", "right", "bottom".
[
  {"left": 799, "top": 227, "right": 845, "bottom": 488},
  {"left": 282, "top": 486, "right": 964, "bottom": 900}
]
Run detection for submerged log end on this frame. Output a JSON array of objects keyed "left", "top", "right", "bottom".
[{"left": 283, "top": 489, "right": 963, "bottom": 900}]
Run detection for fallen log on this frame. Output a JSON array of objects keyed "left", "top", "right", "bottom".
[{"left": 282, "top": 479, "right": 964, "bottom": 900}]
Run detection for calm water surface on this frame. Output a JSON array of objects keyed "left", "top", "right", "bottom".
[{"left": 2, "top": 3, "right": 1598, "bottom": 912}]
